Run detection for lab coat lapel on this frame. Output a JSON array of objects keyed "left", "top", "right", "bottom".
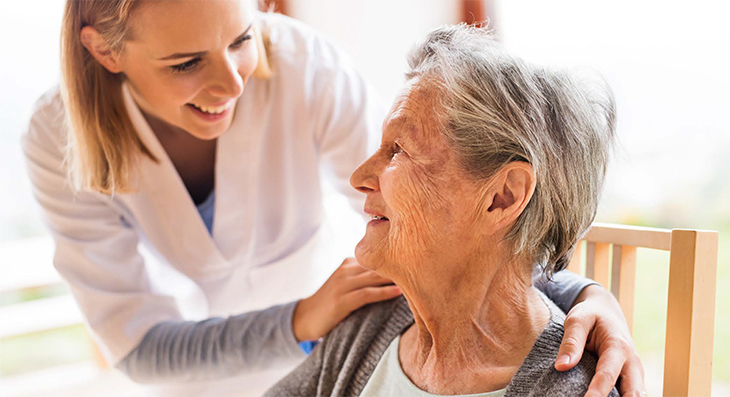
[
  {"left": 121, "top": 84, "right": 228, "bottom": 274},
  {"left": 213, "top": 77, "right": 267, "bottom": 263}
]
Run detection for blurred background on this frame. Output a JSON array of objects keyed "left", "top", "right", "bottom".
[{"left": 0, "top": 0, "right": 727, "bottom": 395}]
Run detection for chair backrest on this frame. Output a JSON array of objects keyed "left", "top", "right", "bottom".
[{"left": 567, "top": 223, "right": 718, "bottom": 397}]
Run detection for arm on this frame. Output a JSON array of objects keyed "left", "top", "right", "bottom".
[
  {"left": 22, "top": 100, "right": 179, "bottom": 364},
  {"left": 557, "top": 285, "right": 645, "bottom": 397},
  {"left": 540, "top": 270, "right": 646, "bottom": 397},
  {"left": 117, "top": 302, "right": 305, "bottom": 383},
  {"left": 534, "top": 269, "right": 599, "bottom": 314},
  {"left": 22, "top": 98, "right": 305, "bottom": 381}
]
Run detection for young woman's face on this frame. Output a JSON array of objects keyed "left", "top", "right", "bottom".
[{"left": 119, "top": 0, "right": 259, "bottom": 140}]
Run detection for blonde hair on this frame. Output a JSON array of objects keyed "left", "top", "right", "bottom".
[{"left": 60, "top": 0, "right": 272, "bottom": 194}]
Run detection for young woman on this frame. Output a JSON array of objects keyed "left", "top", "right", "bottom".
[{"left": 22, "top": 0, "right": 644, "bottom": 395}]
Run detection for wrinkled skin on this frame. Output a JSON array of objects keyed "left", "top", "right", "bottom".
[
  {"left": 350, "top": 78, "right": 645, "bottom": 396},
  {"left": 352, "top": 79, "right": 491, "bottom": 285},
  {"left": 350, "top": 79, "right": 550, "bottom": 394}
]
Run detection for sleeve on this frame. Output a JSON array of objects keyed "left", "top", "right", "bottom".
[
  {"left": 534, "top": 270, "right": 600, "bottom": 314},
  {"left": 310, "top": 47, "right": 389, "bottom": 214},
  {"left": 117, "top": 301, "right": 306, "bottom": 383},
  {"left": 23, "top": 98, "right": 308, "bottom": 379},
  {"left": 21, "top": 103, "right": 183, "bottom": 364}
]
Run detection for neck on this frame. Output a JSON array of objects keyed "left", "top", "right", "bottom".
[
  {"left": 140, "top": 110, "right": 192, "bottom": 142},
  {"left": 397, "top": 252, "right": 550, "bottom": 395}
]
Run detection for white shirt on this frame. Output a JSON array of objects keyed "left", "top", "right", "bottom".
[
  {"left": 22, "top": 12, "right": 385, "bottom": 394},
  {"left": 361, "top": 336, "right": 507, "bottom": 397}
]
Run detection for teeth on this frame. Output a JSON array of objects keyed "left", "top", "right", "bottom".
[
  {"left": 371, "top": 215, "right": 388, "bottom": 221},
  {"left": 192, "top": 102, "right": 232, "bottom": 115}
]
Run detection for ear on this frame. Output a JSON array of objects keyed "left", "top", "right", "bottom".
[
  {"left": 479, "top": 162, "right": 536, "bottom": 234},
  {"left": 80, "top": 26, "right": 123, "bottom": 74}
]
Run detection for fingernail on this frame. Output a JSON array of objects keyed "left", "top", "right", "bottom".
[{"left": 555, "top": 355, "right": 570, "bottom": 367}]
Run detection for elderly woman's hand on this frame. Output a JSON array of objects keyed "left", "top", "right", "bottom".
[{"left": 555, "top": 284, "right": 646, "bottom": 397}]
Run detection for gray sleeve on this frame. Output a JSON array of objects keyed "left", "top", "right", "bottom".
[
  {"left": 534, "top": 270, "right": 599, "bottom": 314},
  {"left": 116, "top": 301, "right": 306, "bottom": 384}
]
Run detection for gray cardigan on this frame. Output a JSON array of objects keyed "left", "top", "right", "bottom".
[{"left": 265, "top": 293, "right": 619, "bottom": 397}]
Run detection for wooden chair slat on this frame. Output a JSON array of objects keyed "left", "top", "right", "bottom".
[
  {"left": 586, "top": 242, "right": 611, "bottom": 288},
  {"left": 585, "top": 242, "right": 596, "bottom": 279},
  {"left": 585, "top": 223, "right": 671, "bottom": 251},
  {"left": 663, "top": 230, "right": 718, "bottom": 397},
  {"left": 611, "top": 245, "right": 637, "bottom": 332},
  {"left": 567, "top": 241, "right": 583, "bottom": 275},
  {"left": 561, "top": 224, "right": 717, "bottom": 396}
]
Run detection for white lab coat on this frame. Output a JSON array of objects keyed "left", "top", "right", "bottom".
[{"left": 22, "top": 13, "right": 385, "bottom": 395}]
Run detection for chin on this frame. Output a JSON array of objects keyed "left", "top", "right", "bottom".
[
  {"left": 180, "top": 106, "right": 235, "bottom": 140},
  {"left": 189, "top": 128, "right": 226, "bottom": 140},
  {"left": 186, "top": 120, "right": 232, "bottom": 140},
  {"left": 354, "top": 238, "right": 388, "bottom": 273},
  {"left": 354, "top": 243, "right": 372, "bottom": 270}
]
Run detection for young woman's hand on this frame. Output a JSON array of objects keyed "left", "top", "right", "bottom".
[
  {"left": 292, "top": 257, "right": 402, "bottom": 342},
  {"left": 556, "top": 284, "right": 646, "bottom": 397}
]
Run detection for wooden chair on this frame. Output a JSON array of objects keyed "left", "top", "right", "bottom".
[{"left": 567, "top": 223, "right": 719, "bottom": 397}]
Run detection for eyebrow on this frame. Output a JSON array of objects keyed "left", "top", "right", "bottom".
[{"left": 158, "top": 23, "right": 254, "bottom": 61}]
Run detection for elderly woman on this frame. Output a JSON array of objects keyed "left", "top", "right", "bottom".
[{"left": 266, "top": 25, "right": 620, "bottom": 396}]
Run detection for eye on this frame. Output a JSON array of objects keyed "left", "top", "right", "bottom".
[
  {"left": 230, "top": 34, "right": 252, "bottom": 50},
  {"left": 391, "top": 142, "right": 404, "bottom": 158},
  {"left": 170, "top": 58, "right": 201, "bottom": 73}
]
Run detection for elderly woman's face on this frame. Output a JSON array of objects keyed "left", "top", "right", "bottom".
[{"left": 350, "top": 80, "right": 487, "bottom": 278}]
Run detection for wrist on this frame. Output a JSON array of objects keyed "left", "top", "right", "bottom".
[
  {"left": 572, "top": 283, "right": 605, "bottom": 307},
  {"left": 292, "top": 297, "right": 313, "bottom": 342}
]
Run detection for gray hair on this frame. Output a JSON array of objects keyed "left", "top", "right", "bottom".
[{"left": 406, "top": 24, "right": 616, "bottom": 277}]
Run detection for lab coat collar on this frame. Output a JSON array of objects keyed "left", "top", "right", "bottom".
[
  {"left": 209, "top": 77, "right": 268, "bottom": 265},
  {"left": 121, "top": 83, "right": 230, "bottom": 272}
]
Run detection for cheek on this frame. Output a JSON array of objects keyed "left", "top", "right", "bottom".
[
  {"left": 382, "top": 162, "right": 448, "bottom": 261},
  {"left": 130, "top": 68, "right": 203, "bottom": 112},
  {"left": 237, "top": 43, "right": 259, "bottom": 77}
]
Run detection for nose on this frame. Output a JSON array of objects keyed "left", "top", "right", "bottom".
[
  {"left": 350, "top": 153, "right": 381, "bottom": 194},
  {"left": 208, "top": 54, "right": 244, "bottom": 98}
]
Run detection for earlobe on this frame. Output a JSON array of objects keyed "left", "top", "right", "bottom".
[{"left": 80, "top": 26, "right": 123, "bottom": 74}]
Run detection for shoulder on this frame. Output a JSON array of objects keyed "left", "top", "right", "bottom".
[
  {"left": 507, "top": 295, "right": 618, "bottom": 396},
  {"left": 324, "top": 296, "right": 410, "bottom": 357},
  {"left": 22, "top": 85, "right": 67, "bottom": 155},
  {"left": 257, "top": 11, "right": 365, "bottom": 106},
  {"left": 259, "top": 12, "right": 354, "bottom": 73},
  {"left": 253, "top": 12, "right": 383, "bottom": 138},
  {"left": 266, "top": 297, "right": 411, "bottom": 396},
  {"left": 516, "top": 348, "right": 618, "bottom": 396}
]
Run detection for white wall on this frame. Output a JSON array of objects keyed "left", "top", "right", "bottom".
[
  {"left": 288, "top": 0, "right": 460, "bottom": 102},
  {"left": 496, "top": 0, "right": 730, "bottom": 228},
  {"left": 0, "top": 0, "right": 65, "bottom": 240}
]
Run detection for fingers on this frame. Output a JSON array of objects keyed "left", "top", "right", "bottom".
[
  {"left": 342, "top": 285, "right": 402, "bottom": 309},
  {"left": 584, "top": 346, "right": 625, "bottom": 397},
  {"left": 617, "top": 351, "right": 646, "bottom": 397},
  {"left": 349, "top": 269, "right": 394, "bottom": 288},
  {"left": 556, "top": 311, "right": 593, "bottom": 371},
  {"left": 334, "top": 258, "right": 394, "bottom": 293},
  {"left": 336, "top": 257, "right": 369, "bottom": 276}
]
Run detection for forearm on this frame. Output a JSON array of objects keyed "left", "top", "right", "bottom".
[
  {"left": 117, "top": 301, "right": 306, "bottom": 383},
  {"left": 534, "top": 269, "right": 599, "bottom": 313}
]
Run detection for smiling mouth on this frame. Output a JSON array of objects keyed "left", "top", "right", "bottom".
[
  {"left": 187, "top": 102, "right": 233, "bottom": 115},
  {"left": 371, "top": 215, "right": 389, "bottom": 221}
]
